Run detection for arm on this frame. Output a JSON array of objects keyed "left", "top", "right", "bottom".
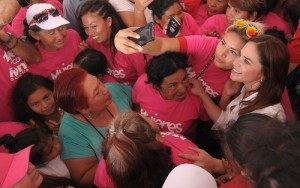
[
  {"left": 118, "top": 12, "right": 135, "bottom": 27},
  {"left": 0, "top": 30, "right": 41, "bottom": 63},
  {"left": 64, "top": 156, "right": 98, "bottom": 188},
  {"left": 189, "top": 78, "right": 222, "bottom": 122},
  {"left": 114, "top": 27, "right": 180, "bottom": 55},
  {"left": 219, "top": 79, "right": 242, "bottom": 110},
  {"left": 0, "top": 0, "right": 21, "bottom": 28},
  {"left": 178, "top": 147, "right": 225, "bottom": 175},
  {"left": 133, "top": 0, "right": 153, "bottom": 27}
]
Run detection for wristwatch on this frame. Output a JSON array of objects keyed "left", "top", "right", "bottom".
[{"left": 4, "top": 32, "right": 14, "bottom": 45}]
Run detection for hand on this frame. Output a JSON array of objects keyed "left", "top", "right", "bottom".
[
  {"left": 79, "top": 40, "right": 89, "bottom": 51},
  {"left": 222, "top": 79, "right": 242, "bottom": 98},
  {"left": 114, "top": 27, "right": 143, "bottom": 54},
  {"left": 216, "top": 160, "right": 242, "bottom": 185},
  {"left": 206, "top": 30, "right": 220, "bottom": 38},
  {"left": 189, "top": 78, "right": 206, "bottom": 97},
  {"left": 134, "top": 0, "right": 153, "bottom": 13},
  {"left": 178, "top": 147, "right": 224, "bottom": 174}
]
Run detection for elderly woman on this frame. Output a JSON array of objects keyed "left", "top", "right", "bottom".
[
  {"left": 24, "top": 3, "right": 82, "bottom": 81},
  {"left": 53, "top": 68, "right": 132, "bottom": 187},
  {"left": 132, "top": 52, "right": 208, "bottom": 141},
  {"left": 94, "top": 110, "right": 199, "bottom": 188}
]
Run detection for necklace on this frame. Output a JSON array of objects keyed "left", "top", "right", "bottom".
[
  {"left": 195, "top": 55, "right": 215, "bottom": 79},
  {"left": 80, "top": 108, "right": 115, "bottom": 139}
]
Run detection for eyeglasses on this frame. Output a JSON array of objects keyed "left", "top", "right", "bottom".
[
  {"left": 233, "top": 19, "right": 259, "bottom": 38},
  {"left": 29, "top": 8, "right": 60, "bottom": 25}
]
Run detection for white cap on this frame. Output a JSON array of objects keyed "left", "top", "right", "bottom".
[
  {"left": 26, "top": 3, "right": 69, "bottom": 30},
  {"left": 162, "top": 164, "right": 218, "bottom": 188}
]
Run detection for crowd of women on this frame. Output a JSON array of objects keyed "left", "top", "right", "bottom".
[{"left": 0, "top": 0, "right": 300, "bottom": 187}]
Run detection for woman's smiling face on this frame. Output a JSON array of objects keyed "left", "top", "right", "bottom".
[
  {"left": 231, "top": 41, "right": 263, "bottom": 88},
  {"left": 214, "top": 31, "right": 245, "bottom": 70},
  {"left": 81, "top": 12, "right": 112, "bottom": 46}
]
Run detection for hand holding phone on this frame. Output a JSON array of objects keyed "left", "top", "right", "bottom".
[
  {"left": 167, "top": 16, "right": 181, "bottom": 38},
  {"left": 128, "top": 22, "right": 155, "bottom": 46}
]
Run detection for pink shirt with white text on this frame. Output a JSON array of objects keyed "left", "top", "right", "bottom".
[
  {"left": 179, "top": 36, "right": 231, "bottom": 98},
  {"left": 133, "top": 74, "right": 208, "bottom": 140},
  {"left": 87, "top": 38, "right": 147, "bottom": 87},
  {"left": 0, "top": 25, "right": 29, "bottom": 121},
  {"left": 28, "top": 29, "right": 81, "bottom": 81},
  {"left": 94, "top": 132, "right": 198, "bottom": 188}
]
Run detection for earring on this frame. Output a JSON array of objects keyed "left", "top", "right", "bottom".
[{"left": 88, "top": 113, "right": 93, "bottom": 120}]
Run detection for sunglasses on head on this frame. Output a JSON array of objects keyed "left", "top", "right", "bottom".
[
  {"left": 29, "top": 8, "right": 60, "bottom": 25},
  {"left": 233, "top": 19, "right": 259, "bottom": 38}
]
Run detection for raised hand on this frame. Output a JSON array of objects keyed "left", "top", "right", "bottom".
[{"left": 114, "top": 27, "right": 143, "bottom": 54}]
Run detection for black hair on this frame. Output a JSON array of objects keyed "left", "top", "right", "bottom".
[
  {"left": 265, "top": 27, "right": 288, "bottom": 45},
  {"left": 23, "top": 18, "right": 42, "bottom": 43},
  {"left": 284, "top": 0, "right": 300, "bottom": 32},
  {"left": 0, "top": 127, "right": 51, "bottom": 166},
  {"left": 79, "top": 0, "right": 127, "bottom": 61},
  {"left": 12, "top": 73, "right": 54, "bottom": 132},
  {"left": 74, "top": 48, "right": 108, "bottom": 77},
  {"left": 145, "top": 52, "right": 189, "bottom": 87},
  {"left": 225, "top": 113, "right": 300, "bottom": 188},
  {"left": 148, "top": 0, "right": 181, "bottom": 19}
]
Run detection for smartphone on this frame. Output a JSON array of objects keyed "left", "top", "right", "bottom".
[
  {"left": 128, "top": 22, "right": 155, "bottom": 46},
  {"left": 167, "top": 16, "right": 181, "bottom": 38}
]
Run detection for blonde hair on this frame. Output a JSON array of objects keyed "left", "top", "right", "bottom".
[{"left": 226, "top": 19, "right": 265, "bottom": 43}]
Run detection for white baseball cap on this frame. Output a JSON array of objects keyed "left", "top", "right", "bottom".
[{"left": 26, "top": 3, "right": 69, "bottom": 30}]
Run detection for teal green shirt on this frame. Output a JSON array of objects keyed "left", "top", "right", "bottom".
[{"left": 59, "top": 83, "right": 132, "bottom": 160}]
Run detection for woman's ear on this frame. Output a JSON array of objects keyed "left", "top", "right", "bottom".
[
  {"left": 153, "top": 15, "right": 161, "bottom": 25},
  {"left": 106, "top": 16, "right": 112, "bottom": 27},
  {"left": 248, "top": 11, "right": 258, "bottom": 21},
  {"left": 28, "top": 29, "right": 40, "bottom": 41}
]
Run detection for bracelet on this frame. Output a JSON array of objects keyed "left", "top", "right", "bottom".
[
  {"left": 17, "top": 0, "right": 30, "bottom": 7},
  {"left": 7, "top": 38, "right": 19, "bottom": 50}
]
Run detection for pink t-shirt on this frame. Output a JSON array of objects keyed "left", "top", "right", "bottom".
[
  {"left": 195, "top": 3, "right": 208, "bottom": 27},
  {"left": 0, "top": 121, "right": 29, "bottom": 152},
  {"left": 11, "top": 0, "right": 64, "bottom": 38},
  {"left": 94, "top": 132, "right": 198, "bottom": 188},
  {"left": 160, "top": 132, "right": 198, "bottom": 164},
  {"left": 197, "top": 14, "right": 228, "bottom": 37},
  {"left": 260, "top": 12, "right": 291, "bottom": 35},
  {"left": 179, "top": 36, "right": 231, "bottom": 98},
  {"left": 0, "top": 25, "right": 29, "bottom": 122},
  {"left": 133, "top": 74, "right": 208, "bottom": 140},
  {"left": 288, "top": 20, "right": 300, "bottom": 65},
  {"left": 28, "top": 29, "right": 81, "bottom": 81},
  {"left": 198, "top": 12, "right": 292, "bottom": 37},
  {"left": 102, "top": 75, "right": 117, "bottom": 83},
  {"left": 154, "top": 12, "right": 200, "bottom": 37},
  {"left": 87, "top": 39, "right": 147, "bottom": 86}
]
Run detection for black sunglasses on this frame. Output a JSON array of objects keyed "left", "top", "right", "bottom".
[{"left": 30, "top": 8, "right": 60, "bottom": 25}]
